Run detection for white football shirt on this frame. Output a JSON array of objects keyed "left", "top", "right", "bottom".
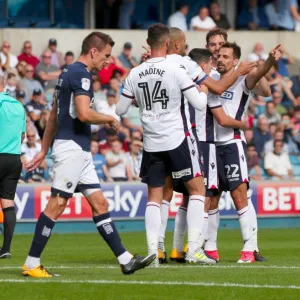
[
  {"left": 121, "top": 57, "right": 196, "bottom": 152},
  {"left": 167, "top": 54, "right": 208, "bottom": 130},
  {"left": 212, "top": 75, "right": 251, "bottom": 144}
]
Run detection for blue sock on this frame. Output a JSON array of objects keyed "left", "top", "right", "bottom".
[
  {"left": 93, "top": 213, "right": 126, "bottom": 257},
  {"left": 28, "top": 212, "right": 55, "bottom": 258}
]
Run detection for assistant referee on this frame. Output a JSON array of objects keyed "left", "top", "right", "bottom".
[{"left": 0, "top": 75, "right": 26, "bottom": 258}]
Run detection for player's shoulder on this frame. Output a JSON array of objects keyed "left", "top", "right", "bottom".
[{"left": 64, "top": 62, "right": 91, "bottom": 77}]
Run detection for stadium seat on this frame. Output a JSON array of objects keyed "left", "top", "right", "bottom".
[
  {"left": 289, "top": 155, "right": 300, "bottom": 165},
  {"left": 292, "top": 165, "right": 300, "bottom": 177}
]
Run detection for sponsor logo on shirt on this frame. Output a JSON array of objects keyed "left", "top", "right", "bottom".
[{"left": 220, "top": 91, "right": 234, "bottom": 100}]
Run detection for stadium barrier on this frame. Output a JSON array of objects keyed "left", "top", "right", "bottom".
[{"left": 7, "top": 181, "right": 300, "bottom": 222}]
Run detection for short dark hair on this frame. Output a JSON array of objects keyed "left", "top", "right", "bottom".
[
  {"left": 81, "top": 32, "right": 115, "bottom": 55},
  {"left": 65, "top": 51, "right": 74, "bottom": 57},
  {"left": 220, "top": 42, "right": 241, "bottom": 59},
  {"left": 188, "top": 48, "right": 212, "bottom": 64},
  {"left": 247, "top": 143, "right": 256, "bottom": 149},
  {"left": 7, "top": 72, "right": 16, "bottom": 79},
  {"left": 147, "top": 23, "right": 169, "bottom": 48},
  {"left": 177, "top": 2, "right": 188, "bottom": 10},
  {"left": 206, "top": 28, "right": 228, "bottom": 44},
  {"left": 266, "top": 101, "right": 275, "bottom": 107}
]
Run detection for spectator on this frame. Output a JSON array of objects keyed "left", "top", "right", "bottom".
[
  {"left": 265, "top": 0, "right": 278, "bottom": 30},
  {"left": 25, "top": 89, "right": 46, "bottom": 122},
  {"left": 247, "top": 144, "right": 264, "bottom": 180},
  {"left": 123, "top": 129, "right": 143, "bottom": 152},
  {"left": 36, "top": 49, "right": 61, "bottom": 102},
  {"left": 106, "top": 140, "right": 133, "bottom": 181},
  {"left": 276, "top": 46, "right": 294, "bottom": 78},
  {"left": 16, "top": 90, "right": 26, "bottom": 104},
  {"left": 291, "top": 68, "right": 300, "bottom": 98},
  {"left": 126, "top": 140, "right": 143, "bottom": 180},
  {"left": 264, "top": 129, "right": 289, "bottom": 153},
  {"left": 4, "top": 73, "right": 17, "bottom": 98},
  {"left": 269, "top": 122, "right": 278, "bottom": 137},
  {"left": 60, "top": 51, "right": 74, "bottom": 70},
  {"left": 209, "top": 1, "right": 231, "bottom": 30},
  {"left": 260, "top": 101, "right": 281, "bottom": 124},
  {"left": 91, "top": 140, "right": 112, "bottom": 182},
  {"left": 264, "top": 140, "right": 293, "bottom": 180},
  {"left": 190, "top": 7, "right": 216, "bottom": 31},
  {"left": 15, "top": 60, "right": 27, "bottom": 81},
  {"left": 98, "top": 56, "right": 125, "bottom": 86},
  {"left": 237, "top": 0, "right": 269, "bottom": 30},
  {"left": 0, "top": 41, "right": 18, "bottom": 69},
  {"left": 118, "top": 42, "right": 138, "bottom": 72},
  {"left": 34, "top": 109, "right": 50, "bottom": 140},
  {"left": 280, "top": 113, "right": 300, "bottom": 153},
  {"left": 21, "top": 129, "right": 41, "bottom": 163},
  {"left": 93, "top": 78, "right": 107, "bottom": 103},
  {"left": 118, "top": 0, "right": 135, "bottom": 29},
  {"left": 98, "top": 128, "right": 119, "bottom": 155},
  {"left": 277, "top": 0, "right": 300, "bottom": 31},
  {"left": 47, "top": 38, "right": 64, "bottom": 68},
  {"left": 122, "top": 105, "right": 143, "bottom": 133},
  {"left": 17, "top": 41, "right": 39, "bottom": 70},
  {"left": 168, "top": 3, "right": 189, "bottom": 31},
  {"left": 20, "top": 64, "right": 44, "bottom": 104},
  {"left": 272, "top": 91, "right": 288, "bottom": 115},
  {"left": 245, "top": 128, "right": 254, "bottom": 144},
  {"left": 253, "top": 116, "right": 271, "bottom": 155},
  {"left": 248, "top": 43, "right": 268, "bottom": 62},
  {"left": 292, "top": 106, "right": 300, "bottom": 132},
  {"left": 95, "top": 89, "right": 119, "bottom": 120}
]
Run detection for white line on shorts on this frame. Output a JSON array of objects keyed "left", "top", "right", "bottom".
[
  {"left": 1, "top": 265, "right": 300, "bottom": 270},
  {"left": 0, "top": 279, "right": 299, "bottom": 289}
]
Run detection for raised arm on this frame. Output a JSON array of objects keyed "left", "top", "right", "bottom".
[
  {"left": 246, "top": 45, "right": 281, "bottom": 90},
  {"left": 203, "top": 61, "right": 257, "bottom": 95}
]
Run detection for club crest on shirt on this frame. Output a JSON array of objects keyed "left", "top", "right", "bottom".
[{"left": 81, "top": 78, "right": 90, "bottom": 91}]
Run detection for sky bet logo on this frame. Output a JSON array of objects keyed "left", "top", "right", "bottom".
[{"left": 220, "top": 91, "right": 234, "bottom": 100}]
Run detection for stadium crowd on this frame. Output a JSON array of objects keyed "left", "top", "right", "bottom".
[{"left": 1, "top": 6, "right": 300, "bottom": 183}]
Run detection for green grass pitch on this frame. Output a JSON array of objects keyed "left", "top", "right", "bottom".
[{"left": 0, "top": 228, "right": 300, "bottom": 300}]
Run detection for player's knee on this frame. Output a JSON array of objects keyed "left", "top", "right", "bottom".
[
  {"left": 93, "top": 197, "right": 109, "bottom": 215},
  {"left": 45, "top": 196, "right": 67, "bottom": 219}
]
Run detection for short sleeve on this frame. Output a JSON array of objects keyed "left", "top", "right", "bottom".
[
  {"left": 26, "top": 104, "right": 34, "bottom": 113},
  {"left": 176, "top": 66, "right": 195, "bottom": 92},
  {"left": 190, "top": 16, "right": 198, "bottom": 29},
  {"left": 121, "top": 72, "right": 135, "bottom": 99},
  {"left": 208, "top": 94, "right": 222, "bottom": 109},
  {"left": 264, "top": 153, "right": 272, "bottom": 170},
  {"left": 69, "top": 71, "right": 92, "bottom": 98},
  {"left": 22, "top": 108, "right": 26, "bottom": 133}
]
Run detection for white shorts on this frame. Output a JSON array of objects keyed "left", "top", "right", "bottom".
[{"left": 51, "top": 150, "right": 101, "bottom": 198}]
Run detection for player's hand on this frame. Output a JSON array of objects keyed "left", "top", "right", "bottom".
[
  {"left": 269, "top": 44, "right": 282, "bottom": 62},
  {"left": 141, "top": 46, "right": 151, "bottom": 62},
  {"left": 108, "top": 117, "right": 120, "bottom": 132},
  {"left": 197, "top": 84, "right": 208, "bottom": 95},
  {"left": 240, "top": 117, "right": 249, "bottom": 131},
  {"left": 237, "top": 61, "right": 257, "bottom": 75},
  {"left": 132, "top": 98, "right": 139, "bottom": 107},
  {"left": 26, "top": 151, "right": 47, "bottom": 172}
]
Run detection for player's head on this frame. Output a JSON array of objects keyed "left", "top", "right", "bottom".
[
  {"left": 168, "top": 27, "right": 186, "bottom": 56},
  {"left": 188, "top": 48, "right": 213, "bottom": 74},
  {"left": 206, "top": 28, "right": 228, "bottom": 61},
  {"left": 81, "top": 31, "right": 115, "bottom": 70},
  {"left": 147, "top": 23, "right": 170, "bottom": 52},
  {"left": 217, "top": 42, "right": 241, "bottom": 74}
]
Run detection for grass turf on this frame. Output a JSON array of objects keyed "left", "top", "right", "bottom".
[{"left": 0, "top": 228, "right": 300, "bottom": 300}]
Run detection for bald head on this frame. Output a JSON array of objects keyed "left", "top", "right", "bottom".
[{"left": 168, "top": 27, "right": 186, "bottom": 56}]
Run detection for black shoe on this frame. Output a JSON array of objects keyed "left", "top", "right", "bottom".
[
  {"left": 0, "top": 248, "right": 11, "bottom": 259},
  {"left": 121, "top": 254, "right": 156, "bottom": 275},
  {"left": 254, "top": 250, "right": 267, "bottom": 262},
  {"left": 158, "top": 249, "right": 168, "bottom": 264}
]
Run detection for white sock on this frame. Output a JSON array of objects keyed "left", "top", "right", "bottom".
[
  {"left": 145, "top": 202, "right": 161, "bottom": 257},
  {"left": 187, "top": 195, "right": 205, "bottom": 253},
  {"left": 117, "top": 251, "right": 132, "bottom": 265},
  {"left": 199, "top": 212, "right": 208, "bottom": 248},
  {"left": 238, "top": 206, "right": 253, "bottom": 252},
  {"left": 204, "top": 208, "right": 220, "bottom": 251},
  {"left": 172, "top": 206, "right": 187, "bottom": 252},
  {"left": 158, "top": 200, "right": 170, "bottom": 247},
  {"left": 25, "top": 256, "right": 41, "bottom": 269},
  {"left": 248, "top": 194, "right": 258, "bottom": 252}
]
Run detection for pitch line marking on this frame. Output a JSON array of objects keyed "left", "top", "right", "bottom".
[
  {"left": 1, "top": 265, "right": 300, "bottom": 270},
  {"left": 0, "top": 279, "right": 299, "bottom": 289}
]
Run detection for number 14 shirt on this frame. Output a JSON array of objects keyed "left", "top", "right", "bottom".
[{"left": 121, "top": 57, "right": 196, "bottom": 152}]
